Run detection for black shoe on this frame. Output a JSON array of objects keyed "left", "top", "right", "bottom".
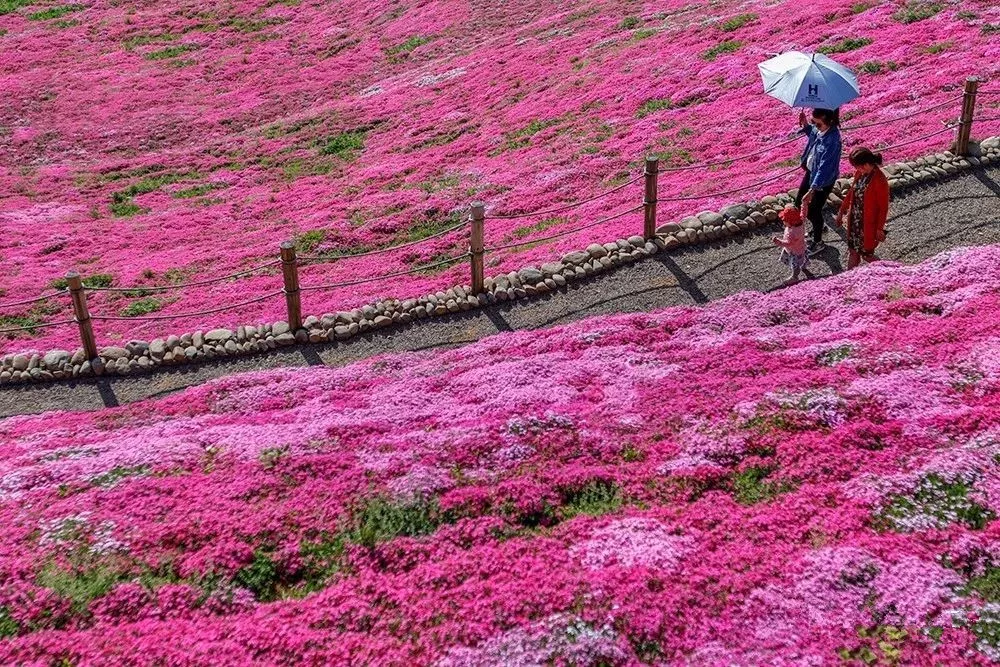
[{"left": 808, "top": 241, "right": 826, "bottom": 257}]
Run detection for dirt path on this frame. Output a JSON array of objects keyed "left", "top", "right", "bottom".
[{"left": 3, "top": 166, "right": 998, "bottom": 418}]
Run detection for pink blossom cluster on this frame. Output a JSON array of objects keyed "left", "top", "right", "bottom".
[
  {"left": 2, "top": 0, "right": 999, "bottom": 352},
  {"left": 2, "top": 246, "right": 1000, "bottom": 662}
]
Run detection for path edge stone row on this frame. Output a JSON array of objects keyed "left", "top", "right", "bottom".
[{"left": 3, "top": 136, "right": 999, "bottom": 387}]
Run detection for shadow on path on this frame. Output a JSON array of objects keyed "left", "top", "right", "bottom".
[
  {"left": 974, "top": 169, "right": 1000, "bottom": 196},
  {"left": 96, "top": 380, "right": 119, "bottom": 409},
  {"left": 657, "top": 255, "right": 709, "bottom": 304},
  {"left": 300, "top": 346, "right": 325, "bottom": 367},
  {"left": 484, "top": 308, "right": 514, "bottom": 333}
]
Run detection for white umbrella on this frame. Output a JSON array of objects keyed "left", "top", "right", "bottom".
[{"left": 758, "top": 51, "right": 860, "bottom": 109}]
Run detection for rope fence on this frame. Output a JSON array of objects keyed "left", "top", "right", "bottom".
[
  {"left": 3, "top": 75, "right": 993, "bottom": 360},
  {"left": 0, "top": 291, "right": 68, "bottom": 311},
  {"left": 658, "top": 167, "right": 801, "bottom": 203},
  {"left": 297, "top": 253, "right": 470, "bottom": 293},
  {"left": 490, "top": 175, "right": 645, "bottom": 220},
  {"left": 840, "top": 96, "right": 962, "bottom": 131},
  {"left": 86, "top": 260, "right": 282, "bottom": 294},
  {"left": 0, "top": 319, "right": 77, "bottom": 336},
  {"left": 653, "top": 136, "right": 802, "bottom": 175},
  {"left": 489, "top": 205, "right": 644, "bottom": 252},
  {"left": 297, "top": 220, "right": 466, "bottom": 264},
  {"left": 89, "top": 291, "right": 285, "bottom": 322},
  {"left": 875, "top": 124, "right": 960, "bottom": 152}
]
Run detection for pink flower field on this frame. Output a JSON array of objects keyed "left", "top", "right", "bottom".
[
  {"left": 2, "top": 0, "right": 999, "bottom": 352},
  {"left": 2, "top": 245, "right": 1000, "bottom": 664}
]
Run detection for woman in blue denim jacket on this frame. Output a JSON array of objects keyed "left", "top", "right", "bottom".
[{"left": 794, "top": 108, "right": 842, "bottom": 256}]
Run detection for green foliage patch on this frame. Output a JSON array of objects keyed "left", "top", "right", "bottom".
[
  {"left": 496, "top": 118, "right": 562, "bottom": 153},
  {"left": 559, "top": 479, "right": 624, "bottom": 519},
  {"left": 172, "top": 182, "right": 228, "bottom": 199},
  {"left": 923, "top": 40, "right": 952, "bottom": 54},
  {"left": 49, "top": 273, "right": 113, "bottom": 290},
  {"left": 636, "top": 98, "right": 673, "bottom": 118},
  {"left": 397, "top": 209, "right": 462, "bottom": 243},
  {"left": 144, "top": 44, "right": 200, "bottom": 60},
  {"left": 0, "top": 0, "right": 33, "bottom": 15},
  {"left": 36, "top": 562, "right": 123, "bottom": 615},
  {"left": 28, "top": 4, "right": 82, "bottom": 20},
  {"left": 892, "top": 1, "right": 943, "bottom": 24},
  {"left": 817, "top": 37, "right": 873, "bottom": 54},
  {"left": 348, "top": 496, "right": 444, "bottom": 548},
  {"left": 119, "top": 297, "right": 163, "bottom": 318},
  {"left": 122, "top": 33, "right": 179, "bottom": 50},
  {"left": 110, "top": 171, "right": 198, "bottom": 216},
  {"left": 876, "top": 473, "right": 995, "bottom": 531},
  {"left": 89, "top": 465, "right": 151, "bottom": 488},
  {"left": 731, "top": 466, "right": 795, "bottom": 505},
  {"left": 511, "top": 216, "right": 565, "bottom": 239},
  {"left": 702, "top": 40, "right": 742, "bottom": 61},
  {"left": 720, "top": 13, "right": 757, "bottom": 31},
  {"left": 292, "top": 229, "right": 326, "bottom": 253},
  {"left": 314, "top": 129, "right": 366, "bottom": 158},
  {"left": 817, "top": 345, "right": 854, "bottom": 366},
  {"left": 385, "top": 35, "right": 431, "bottom": 62}
]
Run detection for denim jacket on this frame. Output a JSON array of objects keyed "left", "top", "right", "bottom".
[{"left": 798, "top": 124, "right": 842, "bottom": 190}]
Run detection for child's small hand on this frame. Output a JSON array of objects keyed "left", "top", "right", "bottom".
[{"left": 771, "top": 237, "right": 782, "bottom": 246}]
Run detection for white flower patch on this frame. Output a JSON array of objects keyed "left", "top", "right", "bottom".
[
  {"left": 657, "top": 422, "right": 749, "bottom": 474},
  {"left": 39, "top": 513, "right": 128, "bottom": 556},
  {"left": 765, "top": 387, "right": 847, "bottom": 427},
  {"left": 386, "top": 464, "right": 453, "bottom": 502},
  {"left": 436, "top": 613, "right": 626, "bottom": 666},
  {"left": 792, "top": 339, "right": 857, "bottom": 366},
  {"left": 415, "top": 67, "right": 466, "bottom": 87},
  {"left": 571, "top": 517, "right": 693, "bottom": 570}
]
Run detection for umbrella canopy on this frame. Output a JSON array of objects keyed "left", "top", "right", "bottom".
[{"left": 758, "top": 51, "right": 860, "bottom": 109}]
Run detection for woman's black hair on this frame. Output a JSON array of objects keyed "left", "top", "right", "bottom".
[
  {"left": 812, "top": 108, "right": 839, "bottom": 127},
  {"left": 849, "top": 147, "right": 884, "bottom": 167}
]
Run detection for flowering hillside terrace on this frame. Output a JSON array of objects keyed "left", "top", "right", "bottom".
[
  {"left": 2, "top": 245, "right": 1000, "bottom": 663},
  {"left": 1, "top": 0, "right": 999, "bottom": 351}
]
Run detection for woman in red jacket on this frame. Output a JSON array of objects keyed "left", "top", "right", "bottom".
[{"left": 836, "top": 147, "right": 890, "bottom": 269}]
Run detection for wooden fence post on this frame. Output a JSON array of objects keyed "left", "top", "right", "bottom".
[
  {"left": 470, "top": 202, "right": 485, "bottom": 294},
  {"left": 956, "top": 76, "right": 980, "bottom": 156},
  {"left": 280, "top": 241, "right": 302, "bottom": 330},
  {"left": 643, "top": 156, "right": 659, "bottom": 240},
  {"left": 66, "top": 272, "right": 98, "bottom": 359}
]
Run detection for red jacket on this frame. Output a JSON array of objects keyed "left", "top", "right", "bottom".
[{"left": 838, "top": 167, "right": 890, "bottom": 254}]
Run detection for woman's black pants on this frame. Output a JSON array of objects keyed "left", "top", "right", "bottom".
[{"left": 794, "top": 169, "right": 834, "bottom": 245}]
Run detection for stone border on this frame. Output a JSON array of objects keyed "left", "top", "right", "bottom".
[{"left": 2, "top": 137, "right": 998, "bottom": 386}]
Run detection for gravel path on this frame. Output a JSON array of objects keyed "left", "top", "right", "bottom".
[{"left": 3, "top": 166, "right": 998, "bottom": 417}]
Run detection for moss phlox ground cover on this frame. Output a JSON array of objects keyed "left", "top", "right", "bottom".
[{"left": 1, "top": 246, "right": 1000, "bottom": 662}]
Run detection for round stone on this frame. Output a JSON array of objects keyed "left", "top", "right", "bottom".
[
  {"left": 586, "top": 243, "right": 608, "bottom": 259},
  {"left": 518, "top": 267, "right": 544, "bottom": 284},
  {"left": 101, "top": 346, "right": 128, "bottom": 360}
]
